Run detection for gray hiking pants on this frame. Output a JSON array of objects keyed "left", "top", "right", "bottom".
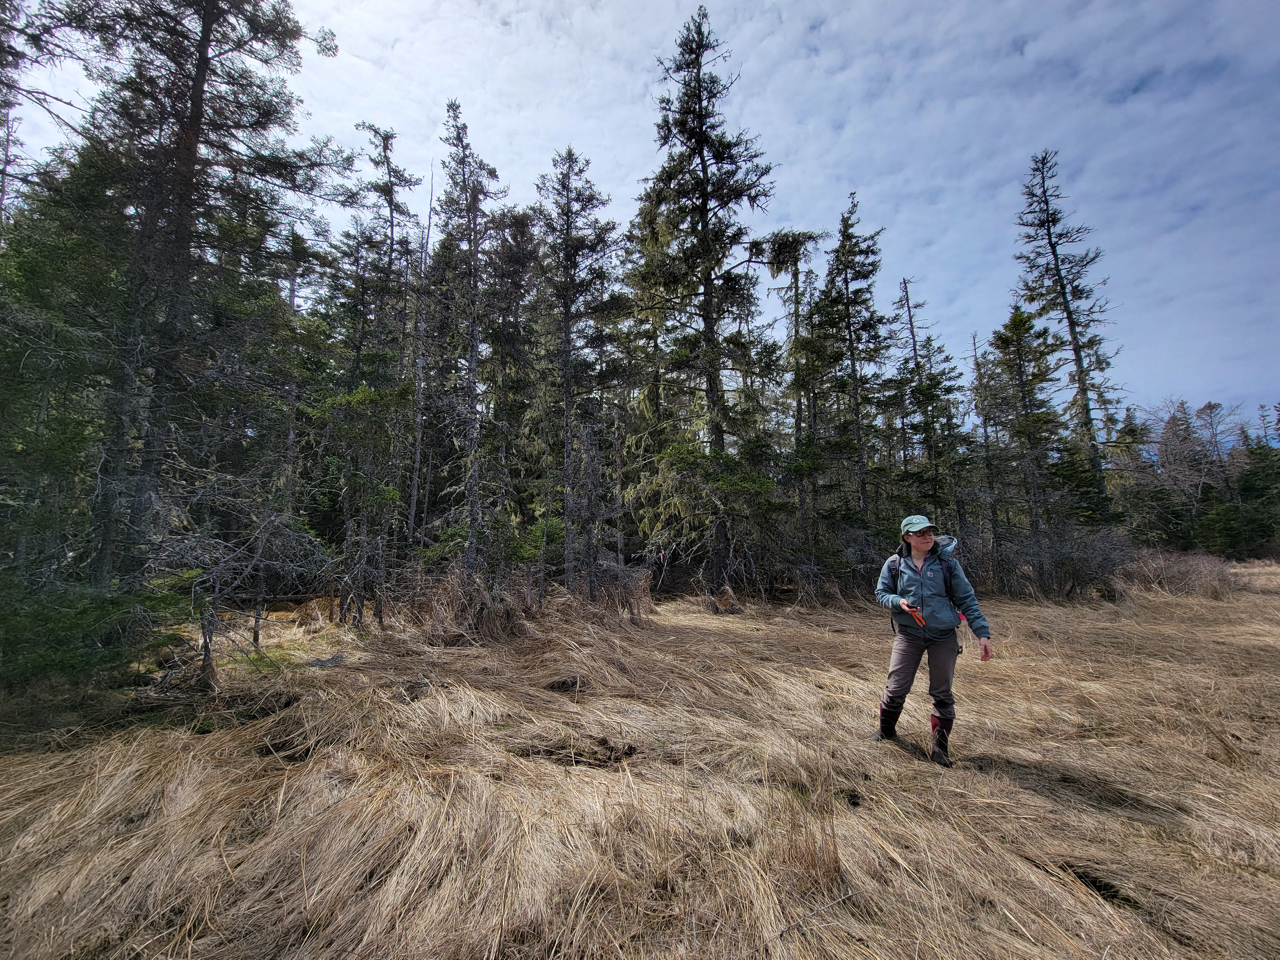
[{"left": 879, "top": 629, "right": 960, "bottom": 721}]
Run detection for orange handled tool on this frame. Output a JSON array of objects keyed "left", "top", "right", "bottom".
[{"left": 905, "top": 606, "right": 926, "bottom": 628}]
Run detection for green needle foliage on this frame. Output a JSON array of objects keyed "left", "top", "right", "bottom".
[{"left": 0, "top": 4, "right": 1274, "bottom": 685}]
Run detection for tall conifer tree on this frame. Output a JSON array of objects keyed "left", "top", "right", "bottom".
[
  {"left": 818, "top": 193, "right": 885, "bottom": 519},
  {"left": 1016, "top": 150, "right": 1115, "bottom": 516},
  {"left": 33, "top": 0, "right": 345, "bottom": 593},
  {"left": 533, "top": 147, "right": 618, "bottom": 592},
  {"left": 435, "top": 100, "right": 506, "bottom": 575},
  {"left": 629, "top": 6, "right": 772, "bottom": 591}
]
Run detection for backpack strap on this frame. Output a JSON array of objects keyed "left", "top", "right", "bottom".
[
  {"left": 892, "top": 552, "right": 956, "bottom": 603},
  {"left": 889, "top": 550, "right": 960, "bottom": 637}
]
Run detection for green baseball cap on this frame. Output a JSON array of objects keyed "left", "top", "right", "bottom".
[{"left": 900, "top": 515, "right": 938, "bottom": 535}]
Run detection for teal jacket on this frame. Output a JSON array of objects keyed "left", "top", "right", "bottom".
[{"left": 875, "top": 536, "right": 990, "bottom": 639}]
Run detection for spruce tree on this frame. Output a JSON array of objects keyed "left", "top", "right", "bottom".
[
  {"left": 434, "top": 99, "right": 506, "bottom": 575},
  {"left": 628, "top": 6, "right": 772, "bottom": 591},
  {"left": 986, "top": 304, "right": 1067, "bottom": 534},
  {"left": 769, "top": 231, "right": 824, "bottom": 558},
  {"left": 817, "top": 193, "right": 885, "bottom": 519},
  {"left": 31, "top": 0, "right": 347, "bottom": 595},
  {"left": 0, "top": 157, "right": 116, "bottom": 588},
  {"left": 887, "top": 279, "right": 967, "bottom": 525},
  {"left": 351, "top": 121, "right": 421, "bottom": 385},
  {"left": 1016, "top": 150, "right": 1115, "bottom": 517},
  {"left": 532, "top": 147, "right": 618, "bottom": 593}
]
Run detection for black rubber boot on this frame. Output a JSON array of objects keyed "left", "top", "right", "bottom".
[
  {"left": 930, "top": 716, "right": 954, "bottom": 767},
  {"left": 873, "top": 706, "right": 901, "bottom": 742}
]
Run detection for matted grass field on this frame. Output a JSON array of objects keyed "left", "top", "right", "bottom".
[{"left": 2, "top": 564, "right": 1278, "bottom": 959}]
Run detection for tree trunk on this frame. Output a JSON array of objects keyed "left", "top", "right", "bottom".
[
  {"left": 197, "top": 609, "right": 220, "bottom": 693},
  {"left": 842, "top": 279, "right": 868, "bottom": 516},
  {"left": 562, "top": 288, "right": 576, "bottom": 592}
]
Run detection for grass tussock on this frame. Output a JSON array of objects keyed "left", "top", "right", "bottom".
[{"left": 2, "top": 567, "right": 1279, "bottom": 959}]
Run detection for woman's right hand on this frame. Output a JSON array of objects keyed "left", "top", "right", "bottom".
[{"left": 899, "top": 598, "right": 916, "bottom": 613}]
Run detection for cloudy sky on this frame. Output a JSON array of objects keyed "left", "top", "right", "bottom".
[{"left": 23, "top": 0, "right": 1280, "bottom": 420}]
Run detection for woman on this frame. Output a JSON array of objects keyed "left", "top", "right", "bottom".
[{"left": 874, "top": 515, "right": 993, "bottom": 766}]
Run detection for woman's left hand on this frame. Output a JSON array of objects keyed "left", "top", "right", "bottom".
[{"left": 978, "top": 637, "right": 993, "bottom": 662}]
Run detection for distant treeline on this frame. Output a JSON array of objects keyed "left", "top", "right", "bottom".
[{"left": 0, "top": 4, "right": 1276, "bottom": 672}]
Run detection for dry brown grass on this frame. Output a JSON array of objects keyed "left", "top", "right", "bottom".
[{"left": 2, "top": 569, "right": 1279, "bottom": 960}]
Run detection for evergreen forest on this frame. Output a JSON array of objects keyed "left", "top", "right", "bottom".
[{"left": 1, "top": 2, "right": 1277, "bottom": 684}]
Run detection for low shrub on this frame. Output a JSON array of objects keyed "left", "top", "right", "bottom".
[
  {"left": 1119, "top": 549, "right": 1237, "bottom": 599},
  {"left": 954, "top": 525, "right": 1134, "bottom": 600}
]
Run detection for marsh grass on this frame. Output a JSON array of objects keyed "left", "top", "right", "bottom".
[{"left": 1, "top": 569, "right": 1278, "bottom": 959}]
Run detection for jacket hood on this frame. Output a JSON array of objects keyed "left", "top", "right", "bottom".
[{"left": 896, "top": 534, "right": 958, "bottom": 559}]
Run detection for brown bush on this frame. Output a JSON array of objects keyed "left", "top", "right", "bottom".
[{"left": 1120, "top": 549, "right": 1238, "bottom": 599}]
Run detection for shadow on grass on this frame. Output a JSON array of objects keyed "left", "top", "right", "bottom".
[
  {"left": 872, "top": 734, "right": 932, "bottom": 764},
  {"left": 0, "top": 687, "right": 300, "bottom": 755},
  {"left": 962, "top": 754, "right": 1190, "bottom": 825}
]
